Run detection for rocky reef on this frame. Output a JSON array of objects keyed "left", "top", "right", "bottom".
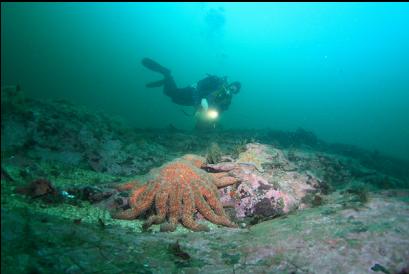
[{"left": 2, "top": 88, "right": 409, "bottom": 273}]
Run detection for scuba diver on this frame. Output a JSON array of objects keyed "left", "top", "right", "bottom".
[{"left": 141, "top": 58, "right": 241, "bottom": 130}]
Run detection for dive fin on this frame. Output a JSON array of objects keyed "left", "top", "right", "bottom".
[
  {"left": 142, "top": 58, "right": 171, "bottom": 76},
  {"left": 146, "top": 79, "right": 165, "bottom": 88}
]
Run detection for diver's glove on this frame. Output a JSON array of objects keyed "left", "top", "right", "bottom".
[{"left": 201, "top": 98, "right": 209, "bottom": 111}]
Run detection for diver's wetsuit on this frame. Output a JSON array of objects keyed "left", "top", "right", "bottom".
[{"left": 142, "top": 58, "right": 230, "bottom": 109}]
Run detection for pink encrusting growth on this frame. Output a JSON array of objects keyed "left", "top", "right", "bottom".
[{"left": 207, "top": 143, "right": 323, "bottom": 220}]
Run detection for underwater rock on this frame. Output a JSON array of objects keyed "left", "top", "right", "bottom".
[
  {"left": 64, "top": 185, "right": 128, "bottom": 212},
  {"left": 204, "top": 143, "right": 324, "bottom": 222},
  {"left": 86, "top": 140, "right": 170, "bottom": 176},
  {"left": 285, "top": 149, "right": 354, "bottom": 189},
  {"left": 294, "top": 127, "right": 319, "bottom": 148},
  {"left": 15, "top": 178, "right": 57, "bottom": 198},
  {"left": 15, "top": 178, "right": 81, "bottom": 205},
  {"left": 219, "top": 170, "right": 318, "bottom": 221},
  {"left": 203, "top": 162, "right": 236, "bottom": 172},
  {"left": 266, "top": 127, "right": 321, "bottom": 149},
  {"left": 228, "top": 173, "right": 287, "bottom": 218},
  {"left": 236, "top": 143, "right": 274, "bottom": 172},
  {"left": 1, "top": 93, "right": 171, "bottom": 176},
  {"left": 78, "top": 186, "right": 116, "bottom": 203},
  {"left": 235, "top": 143, "right": 297, "bottom": 172},
  {"left": 2, "top": 92, "right": 407, "bottom": 184}
]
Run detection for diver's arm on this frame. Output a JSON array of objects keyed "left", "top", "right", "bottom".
[
  {"left": 201, "top": 98, "right": 209, "bottom": 111},
  {"left": 194, "top": 99, "right": 207, "bottom": 119}
]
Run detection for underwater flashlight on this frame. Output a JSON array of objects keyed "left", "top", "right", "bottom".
[{"left": 206, "top": 109, "right": 219, "bottom": 120}]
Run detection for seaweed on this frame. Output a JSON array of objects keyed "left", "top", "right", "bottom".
[
  {"left": 206, "top": 142, "right": 222, "bottom": 164},
  {"left": 231, "top": 139, "right": 248, "bottom": 159}
]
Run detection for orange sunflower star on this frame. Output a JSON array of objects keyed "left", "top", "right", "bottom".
[{"left": 111, "top": 155, "right": 239, "bottom": 232}]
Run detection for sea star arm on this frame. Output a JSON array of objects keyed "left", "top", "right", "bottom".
[
  {"left": 192, "top": 182, "right": 237, "bottom": 228},
  {"left": 115, "top": 180, "right": 141, "bottom": 191},
  {"left": 181, "top": 185, "right": 210, "bottom": 232},
  {"left": 211, "top": 173, "right": 239, "bottom": 188},
  {"left": 143, "top": 181, "right": 170, "bottom": 229},
  {"left": 160, "top": 180, "right": 182, "bottom": 232},
  {"left": 112, "top": 182, "right": 159, "bottom": 220},
  {"left": 129, "top": 184, "right": 148, "bottom": 205},
  {"left": 194, "top": 180, "right": 225, "bottom": 216}
]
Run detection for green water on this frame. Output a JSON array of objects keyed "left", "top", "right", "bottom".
[{"left": 2, "top": 2, "right": 409, "bottom": 160}]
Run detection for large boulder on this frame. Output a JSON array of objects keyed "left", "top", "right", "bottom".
[{"left": 205, "top": 143, "right": 326, "bottom": 222}]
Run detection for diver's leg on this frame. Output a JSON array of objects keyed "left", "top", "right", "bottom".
[
  {"left": 163, "top": 76, "right": 178, "bottom": 97},
  {"left": 141, "top": 58, "right": 171, "bottom": 75},
  {"left": 141, "top": 58, "right": 196, "bottom": 106},
  {"left": 142, "top": 58, "right": 175, "bottom": 89}
]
